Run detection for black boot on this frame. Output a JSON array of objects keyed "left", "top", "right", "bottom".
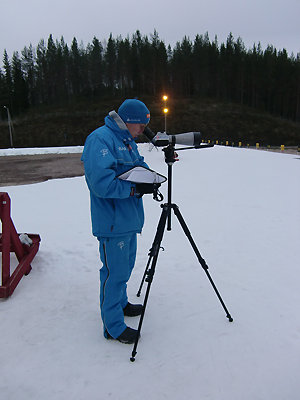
[
  {"left": 106, "top": 327, "right": 140, "bottom": 344},
  {"left": 123, "top": 302, "right": 143, "bottom": 317}
]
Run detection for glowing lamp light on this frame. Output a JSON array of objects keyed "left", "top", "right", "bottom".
[{"left": 162, "top": 95, "right": 168, "bottom": 133}]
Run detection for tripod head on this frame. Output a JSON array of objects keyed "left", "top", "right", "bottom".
[{"left": 163, "top": 144, "right": 179, "bottom": 165}]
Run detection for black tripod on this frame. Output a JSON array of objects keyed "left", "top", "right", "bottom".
[{"left": 130, "top": 144, "right": 233, "bottom": 362}]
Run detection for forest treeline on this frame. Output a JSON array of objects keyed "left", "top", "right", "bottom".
[{"left": 1, "top": 30, "right": 300, "bottom": 124}]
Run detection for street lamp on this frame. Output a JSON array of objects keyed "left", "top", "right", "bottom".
[
  {"left": 3, "top": 106, "right": 14, "bottom": 148},
  {"left": 163, "top": 95, "right": 168, "bottom": 133},
  {"left": 163, "top": 108, "right": 168, "bottom": 133}
]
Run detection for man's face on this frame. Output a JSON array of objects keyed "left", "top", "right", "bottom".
[{"left": 126, "top": 123, "right": 147, "bottom": 139}]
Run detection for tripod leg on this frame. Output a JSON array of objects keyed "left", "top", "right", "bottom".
[
  {"left": 136, "top": 256, "right": 151, "bottom": 297},
  {"left": 131, "top": 204, "right": 170, "bottom": 362},
  {"left": 172, "top": 204, "right": 233, "bottom": 322}
]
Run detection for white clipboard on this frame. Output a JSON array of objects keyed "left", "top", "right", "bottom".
[{"left": 117, "top": 166, "right": 167, "bottom": 184}]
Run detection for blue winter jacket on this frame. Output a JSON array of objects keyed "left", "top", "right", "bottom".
[{"left": 81, "top": 111, "right": 148, "bottom": 237}]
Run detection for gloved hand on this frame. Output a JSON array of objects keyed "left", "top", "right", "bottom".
[{"left": 134, "top": 183, "right": 161, "bottom": 198}]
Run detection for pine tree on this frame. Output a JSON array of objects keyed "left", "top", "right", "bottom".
[
  {"left": 192, "top": 33, "right": 210, "bottom": 96},
  {"left": 21, "top": 44, "right": 36, "bottom": 106},
  {"left": 115, "top": 35, "right": 130, "bottom": 95},
  {"left": 150, "top": 30, "right": 168, "bottom": 96},
  {"left": 70, "top": 37, "right": 81, "bottom": 97},
  {"left": 0, "top": 68, "right": 6, "bottom": 120},
  {"left": 46, "top": 34, "right": 57, "bottom": 102},
  {"left": 89, "top": 36, "right": 103, "bottom": 96},
  {"left": 2, "top": 50, "right": 13, "bottom": 113},
  {"left": 11, "top": 51, "right": 28, "bottom": 114},
  {"left": 234, "top": 37, "right": 246, "bottom": 105},
  {"left": 262, "top": 45, "right": 277, "bottom": 114},
  {"left": 208, "top": 35, "right": 221, "bottom": 98},
  {"left": 220, "top": 32, "right": 235, "bottom": 101},
  {"left": 61, "top": 37, "right": 72, "bottom": 102},
  {"left": 104, "top": 34, "right": 117, "bottom": 96},
  {"left": 36, "top": 39, "right": 48, "bottom": 104},
  {"left": 130, "top": 30, "right": 143, "bottom": 94}
]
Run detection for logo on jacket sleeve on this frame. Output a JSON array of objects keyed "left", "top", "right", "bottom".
[
  {"left": 100, "top": 148, "right": 108, "bottom": 157},
  {"left": 118, "top": 241, "right": 125, "bottom": 250}
]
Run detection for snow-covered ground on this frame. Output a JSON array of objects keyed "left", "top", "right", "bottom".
[
  {"left": 0, "top": 146, "right": 84, "bottom": 157},
  {"left": 0, "top": 144, "right": 299, "bottom": 400}
]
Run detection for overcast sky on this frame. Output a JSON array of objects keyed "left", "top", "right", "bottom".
[{"left": 1, "top": 0, "right": 300, "bottom": 62}]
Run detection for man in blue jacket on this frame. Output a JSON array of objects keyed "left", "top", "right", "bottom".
[{"left": 81, "top": 99, "right": 155, "bottom": 344}]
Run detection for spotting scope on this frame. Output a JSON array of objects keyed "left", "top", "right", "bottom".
[{"left": 143, "top": 127, "right": 201, "bottom": 147}]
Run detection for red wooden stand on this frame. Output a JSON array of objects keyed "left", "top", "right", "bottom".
[{"left": 0, "top": 192, "right": 41, "bottom": 298}]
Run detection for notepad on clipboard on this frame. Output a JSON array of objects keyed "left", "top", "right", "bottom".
[{"left": 117, "top": 166, "right": 167, "bottom": 184}]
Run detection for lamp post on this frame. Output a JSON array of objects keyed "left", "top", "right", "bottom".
[
  {"left": 163, "top": 95, "right": 168, "bottom": 133},
  {"left": 163, "top": 108, "right": 168, "bottom": 133},
  {"left": 4, "top": 106, "right": 14, "bottom": 148}
]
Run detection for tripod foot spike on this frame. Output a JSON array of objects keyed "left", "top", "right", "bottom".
[
  {"left": 130, "top": 357, "right": 136, "bottom": 362},
  {"left": 227, "top": 315, "right": 233, "bottom": 322}
]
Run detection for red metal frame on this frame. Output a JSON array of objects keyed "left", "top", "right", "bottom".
[{"left": 0, "top": 192, "right": 41, "bottom": 298}]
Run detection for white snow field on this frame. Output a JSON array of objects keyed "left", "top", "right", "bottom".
[{"left": 0, "top": 144, "right": 299, "bottom": 400}]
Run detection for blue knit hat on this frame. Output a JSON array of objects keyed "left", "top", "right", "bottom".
[{"left": 118, "top": 99, "right": 150, "bottom": 124}]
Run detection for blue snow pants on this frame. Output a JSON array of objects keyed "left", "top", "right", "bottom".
[{"left": 98, "top": 233, "right": 137, "bottom": 339}]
